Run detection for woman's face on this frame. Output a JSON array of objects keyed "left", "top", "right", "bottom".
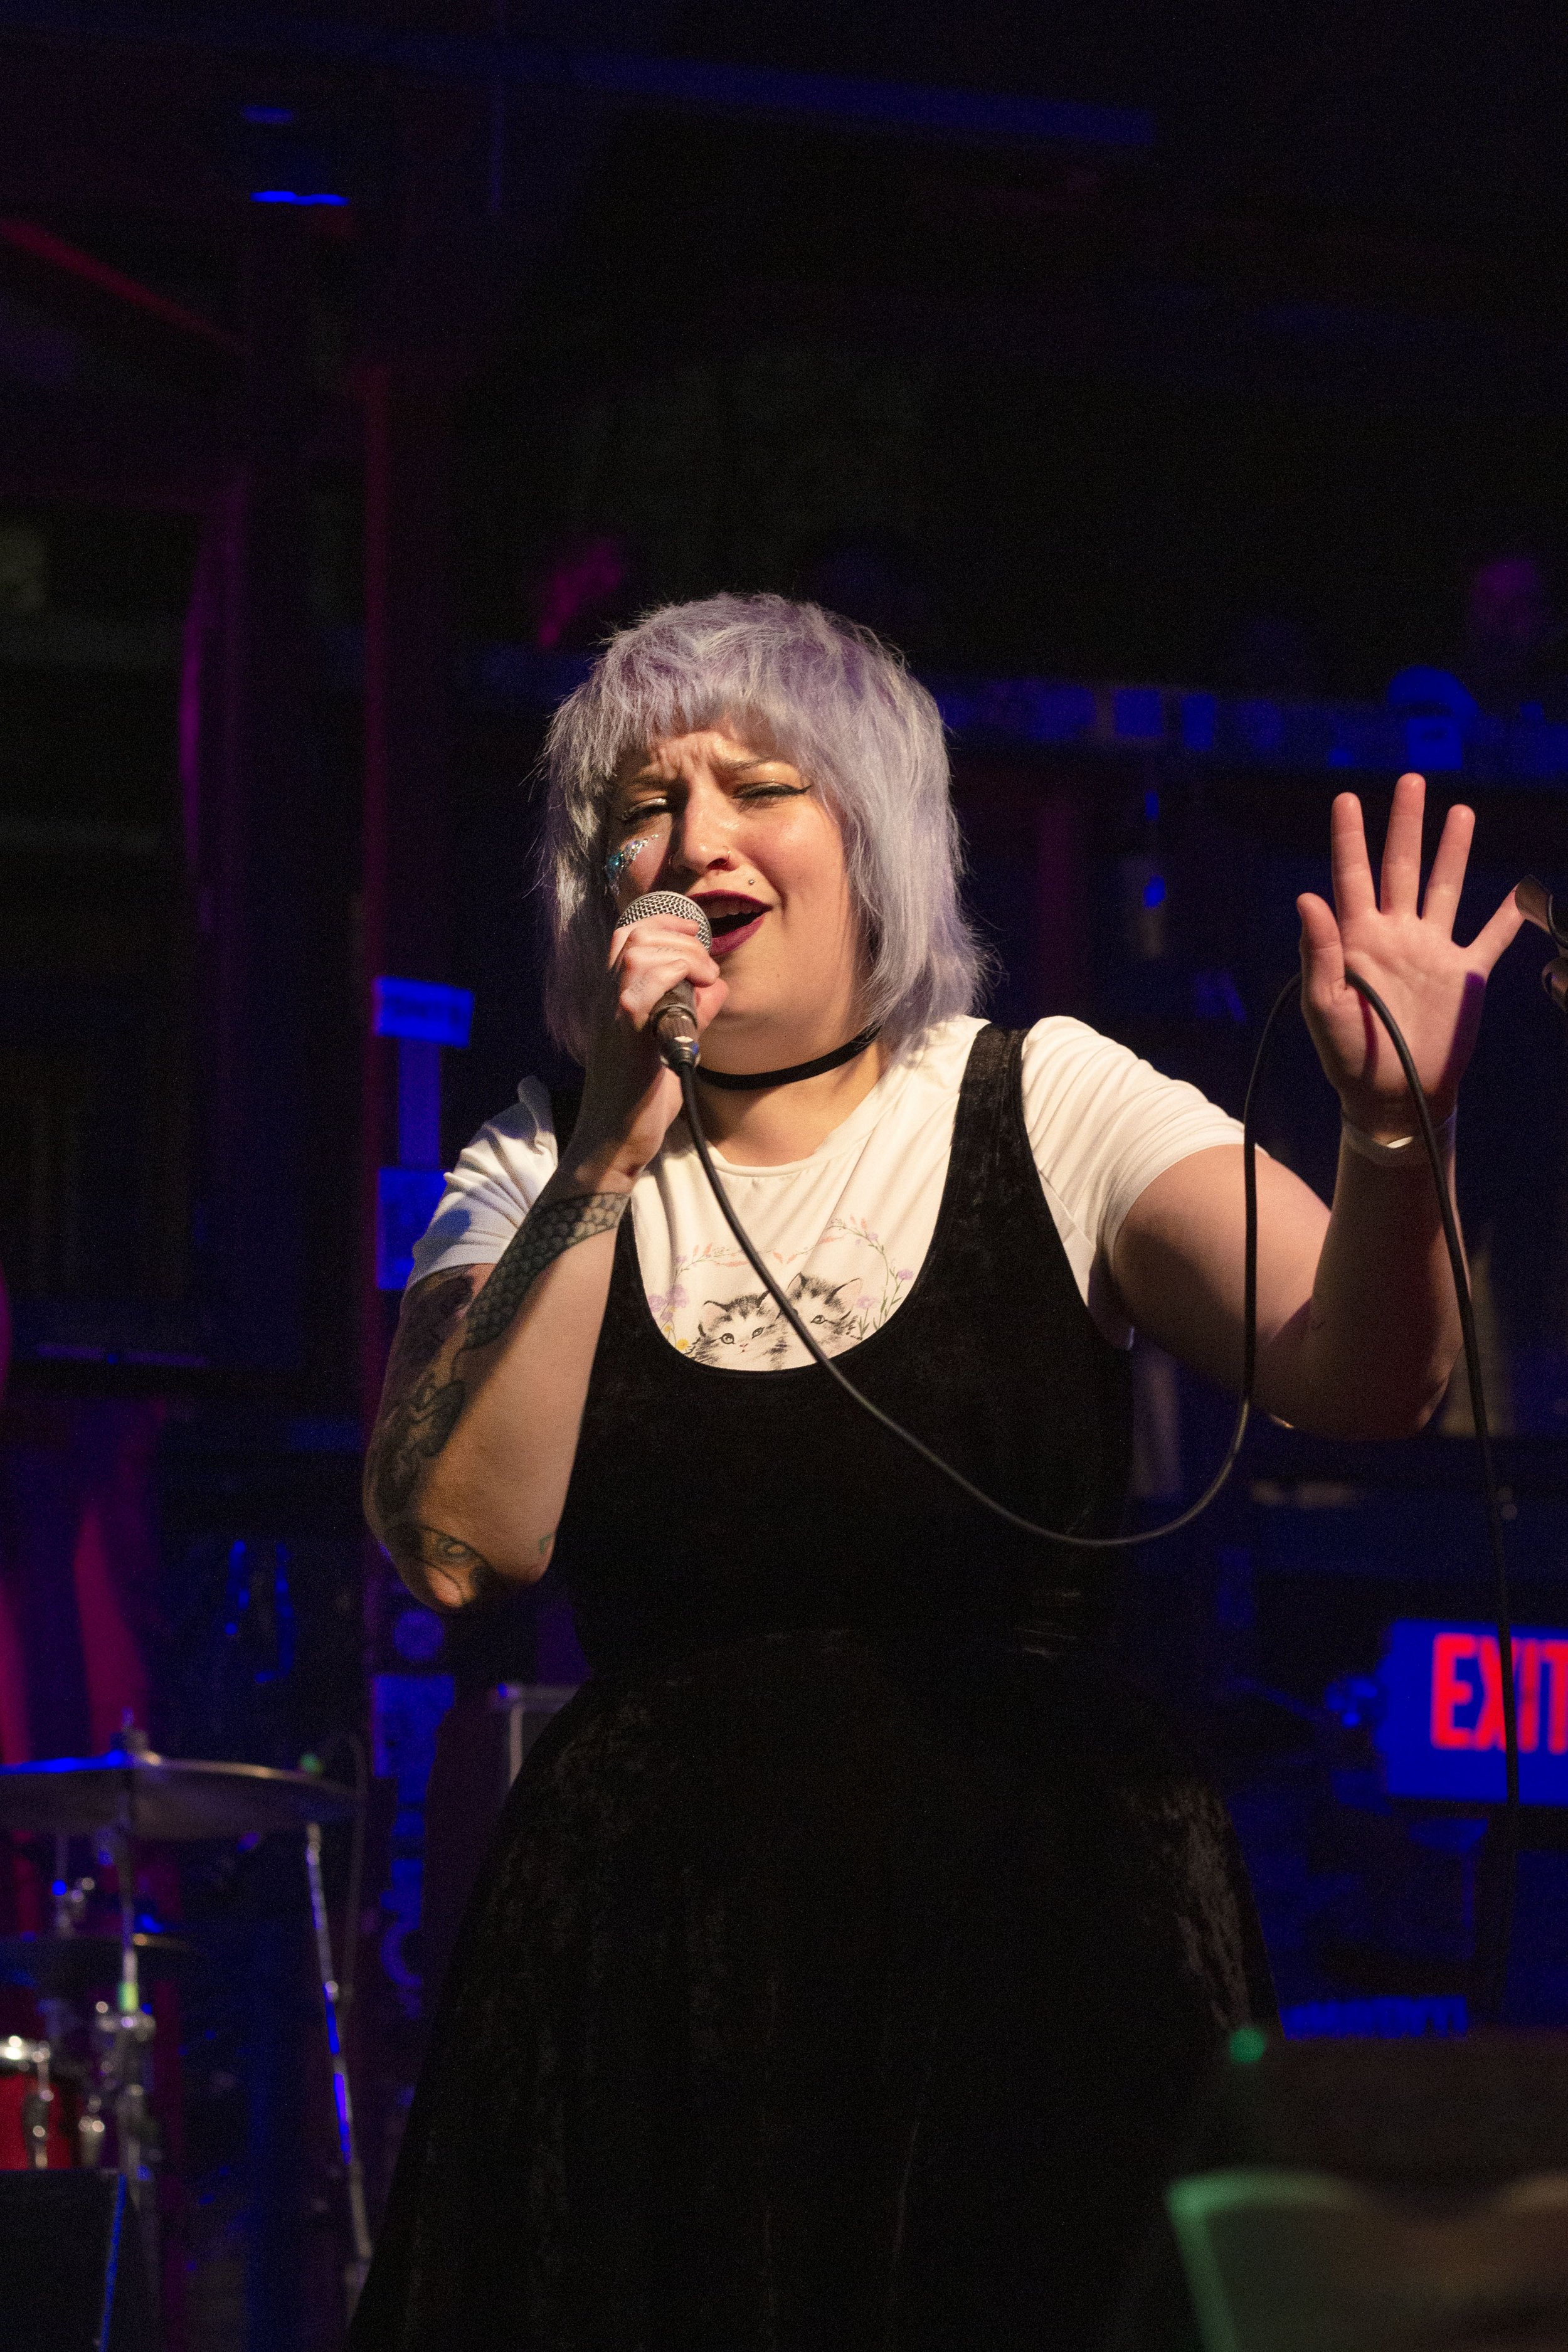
[{"left": 606, "top": 725, "right": 864, "bottom": 1048}]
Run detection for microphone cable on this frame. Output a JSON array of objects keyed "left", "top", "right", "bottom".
[{"left": 675, "top": 976, "right": 1518, "bottom": 2019}]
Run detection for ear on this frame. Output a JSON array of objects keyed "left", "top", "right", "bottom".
[{"left": 697, "top": 1300, "right": 726, "bottom": 1335}]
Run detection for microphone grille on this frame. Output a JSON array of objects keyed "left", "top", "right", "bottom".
[{"left": 618, "top": 891, "right": 712, "bottom": 951}]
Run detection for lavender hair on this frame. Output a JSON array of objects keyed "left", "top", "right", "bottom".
[{"left": 538, "top": 593, "right": 986, "bottom": 1061}]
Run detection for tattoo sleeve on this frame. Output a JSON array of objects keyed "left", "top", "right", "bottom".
[
  {"left": 365, "top": 1270, "right": 474, "bottom": 1536},
  {"left": 364, "top": 1189, "right": 628, "bottom": 1604},
  {"left": 381, "top": 1520, "right": 507, "bottom": 1613},
  {"left": 460, "top": 1190, "right": 628, "bottom": 1354}
]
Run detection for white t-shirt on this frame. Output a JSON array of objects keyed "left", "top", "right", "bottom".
[{"left": 410, "top": 1015, "right": 1245, "bottom": 1365}]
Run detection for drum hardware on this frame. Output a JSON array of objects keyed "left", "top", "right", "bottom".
[
  {"left": 77, "top": 2068, "right": 106, "bottom": 2170},
  {"left": 49, "top": 1837, "right": 91, "bottom": 1937},
  {"left": 102, "top": 1827, "right": 157, "bottom": 2232},
  {"left": 24, "top": 2042, "right": 50, "bottom": 2171},
  {"left": 0, "top": 1742, "right": 360, "bottom": 1841},
  {"left": 0, "top": 1735, "right": 367, "bottom": 2292},
  {"left": 0, "top": 2036, "right": 79, "bottom": 2172},
  {"left": 1, "top": 2038, "right": 52, "bottom": 2170},
  {"left": 305, "top": 1820, "right": 372, "bottom": 2311},
  {"left": 0, "top": 2002, "right": 145, "bottom": 2180},
  {"left": 0, "top": 1930, "right": 194, "bottom": 2001}
]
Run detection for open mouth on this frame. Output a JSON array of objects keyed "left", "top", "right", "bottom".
[{"left": 701, "top": 901, "right": 768, "bottom": 955}]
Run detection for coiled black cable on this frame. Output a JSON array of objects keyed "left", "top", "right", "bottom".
[{"left": 677, "top": 975, "right": 1518, "bottom": 2018}]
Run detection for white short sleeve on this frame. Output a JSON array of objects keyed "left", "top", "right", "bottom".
[
  {"left": 406, "top": 1078, "right": 559, "bottom": 1286},
  {"left": 405, "top": 1020, "right": 1247, "bottom": 1347},
  {"left": 1020, "top": 1019, "right": 1244, "bottom": 1338}
]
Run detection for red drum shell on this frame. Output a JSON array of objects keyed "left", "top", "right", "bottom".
[{"left": 0, "top": 2039, "right": 77, "bottom": 2169}]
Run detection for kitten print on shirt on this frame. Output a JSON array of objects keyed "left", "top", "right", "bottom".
[
  {"left": 650, "top": 1215, "right": 916, "bottom": 1369},
  {"left": 407, "top": 1018, "right": 1252, "bottom": 1362}
]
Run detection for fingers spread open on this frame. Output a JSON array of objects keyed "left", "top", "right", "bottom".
[
  {"left": 1420, "top": 801, "right": 1474, "bottom": 935},
  {"left": 1378, "top": 771, "right": 1426, "bottom": 917},
  {"left": 1329, "top": 792, "right": 1377, "bottom": 922}
]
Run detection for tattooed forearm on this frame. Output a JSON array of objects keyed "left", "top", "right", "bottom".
[
  {"left": 384, "top": 1520, "right": 508, "bottom": 1613},
  {"left": 364, "top": 1189, "right": 627, "bottom": 1569},
  {"left": 460, "top": 1190, "right": 628, "bottom": 1355},
  {"left": 385, "top": 1267, "right": 474, "bottom": 1390},
  {"left": 368, "top": 1367, "right": 465, "bottom": 1527},
  {"left": 365, "top": 1270, "right": 476, "bottom": 1539}
]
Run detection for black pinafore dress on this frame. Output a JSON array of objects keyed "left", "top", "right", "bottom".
[{"left": 350, "top": 1024, "right": 1272, "bottom": 2352}]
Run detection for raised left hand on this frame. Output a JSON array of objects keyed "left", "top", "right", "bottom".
[{"left": 1297, "top": 771, "right": 1525, "bottom": 1140}]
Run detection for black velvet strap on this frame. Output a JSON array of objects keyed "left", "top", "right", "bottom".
[{"left": 695, "top": 1024, "right": 883, "bottom": 1092}]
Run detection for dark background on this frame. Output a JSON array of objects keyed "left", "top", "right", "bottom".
[{"left": 3, "top": 5, "right": 1568, "bottom": 2344}]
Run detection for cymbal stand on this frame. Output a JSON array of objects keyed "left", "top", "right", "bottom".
[
  {"left": 102, "top": 1828, "right": 159, "bottom": 2279},
  {"left": 50, "top": 1833, "right": 73, "bottom": 1937},
  {"left": 43, "top": 1833, "right": 108, "bottom": 2166},
  {"left": 305, "top": 1820, "right": 371, "bottom": 2309},
  {"left": 19, "top": 2037, "right": 53, "bottom": 2170},
  {"left": 40, "top": 1835, "right": 77, "bottom": 2119}
]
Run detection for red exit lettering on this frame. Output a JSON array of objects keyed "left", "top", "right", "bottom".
[{"left": 1429, "top": 1633, "right": 1568, "bottom": 1754}]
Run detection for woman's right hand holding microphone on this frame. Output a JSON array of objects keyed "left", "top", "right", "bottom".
[{"left": 569, "top": 913, "right": 726, "bottom": 1186}]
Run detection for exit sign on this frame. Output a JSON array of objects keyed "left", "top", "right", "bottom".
[{"left": 1377, "top": 1619, "right": 1568, "bottom": 1804}]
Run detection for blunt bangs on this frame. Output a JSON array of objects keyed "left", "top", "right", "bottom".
[{"left": 539, "top": 593, "right": 985, "bottom": 1062}]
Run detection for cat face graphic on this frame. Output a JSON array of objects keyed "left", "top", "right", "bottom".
[
  {"left": 763, "top": 1272, "right": 857, "bottom": 1360},
  {"left": 689, "top": 1290, "right": 783, "bottom": 1364}
]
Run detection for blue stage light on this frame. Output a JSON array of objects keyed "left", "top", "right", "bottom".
[
  {"left": 250, "top": 189, "right": 349, "bottom": 206},
  {"left": 373, "top": 977, "right": 474, "bottom": 1047},
  {"left": 1142, "top": 874, "right": 1166, "bottom": 909},
  {"left": 243, "top": 105, "right": 297, "bottom": 126},
  {"left": 377, "top": 1168, "right": 445, "bottom": 1290},
  {"left": 1281, "top": 1996, "right": 1467, "bottom": 2040}
]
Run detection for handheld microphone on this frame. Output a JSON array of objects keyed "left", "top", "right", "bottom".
[{"left": 618, "top": 891, "right": 712, "bottom": 1069}]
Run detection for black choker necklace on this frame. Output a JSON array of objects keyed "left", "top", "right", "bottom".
[{"left": 696, "top": 1024, "right": 883, "bottom": 1091}]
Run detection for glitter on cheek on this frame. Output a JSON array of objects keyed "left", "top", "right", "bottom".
[{"left": 604, "top": 837, "right": 651, "bottom": 894}]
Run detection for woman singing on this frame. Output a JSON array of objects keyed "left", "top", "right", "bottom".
[{"left": 352, "top": 595, "right": 1522, "bottom": 2350}]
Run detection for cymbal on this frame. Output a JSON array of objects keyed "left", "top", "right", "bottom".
[
  {"left": 0, "top": 1749, "right": 361, "bottom": 1840},
  {"left": 0, "top": 1931, "right": 196, "bottom": 1996}
]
